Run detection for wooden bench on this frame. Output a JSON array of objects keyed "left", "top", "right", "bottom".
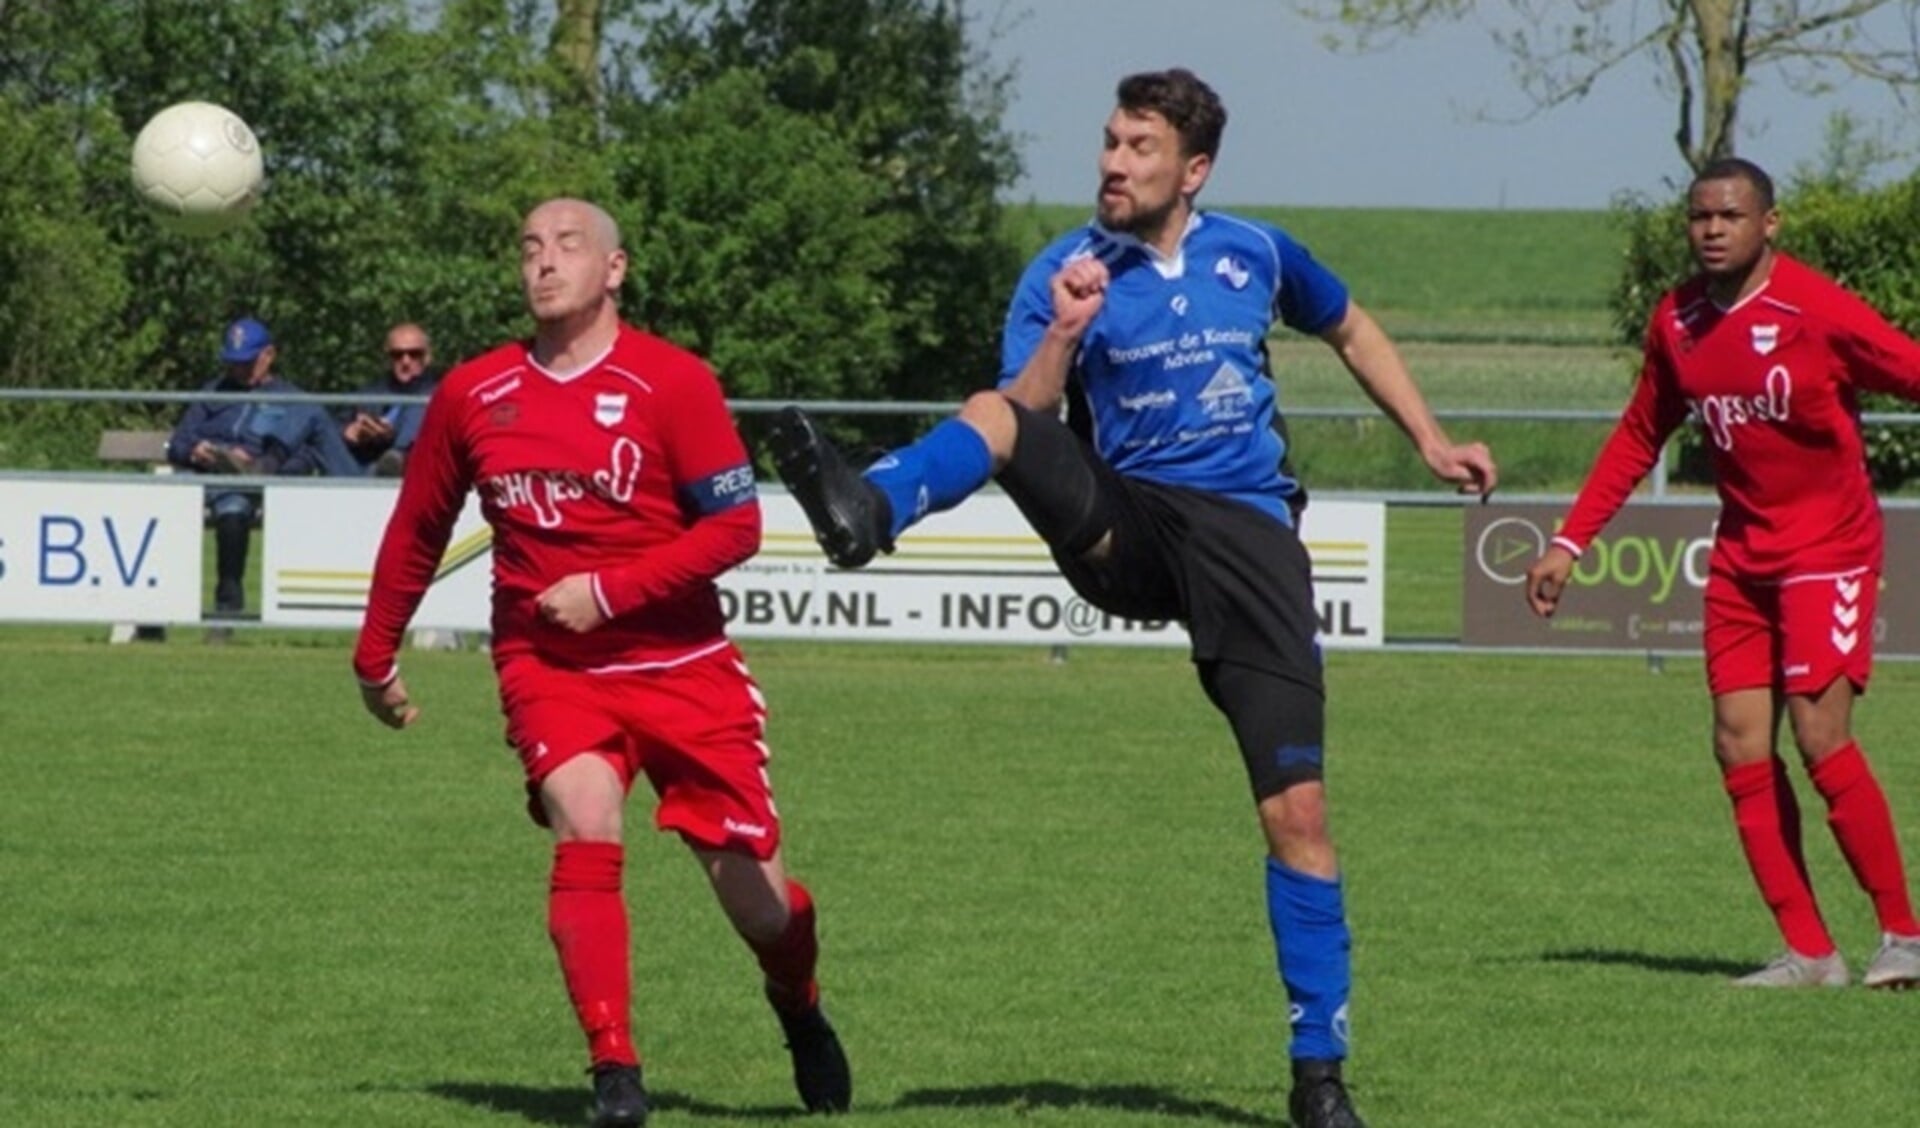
[{"left": 96, "top": 429, "right": 174, "bottom": 471}]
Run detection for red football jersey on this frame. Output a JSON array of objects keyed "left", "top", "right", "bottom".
[
  {"left": 1557, "top": 254, "right": 1920, "bottom": 579},
  {"left": 353, "top": 323, "right": 759, "bottom": 682}
]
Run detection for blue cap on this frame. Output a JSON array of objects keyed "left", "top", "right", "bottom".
[{"left": 219, "top": 318, "right": 273, "bottom": 363}]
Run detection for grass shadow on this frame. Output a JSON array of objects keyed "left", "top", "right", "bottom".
[
  {"left": 1541, "top": 947, "right": 1751, "bottom": 979},
  {"left": 426, "top": 1081, "right": 804, "bottom": 1124},
  {"left": 894, "top": 1080, "right": 1277, "bottom": 1125},
  {"left": 425, "top": 1083, "right": 581, "bottom": 1126}
]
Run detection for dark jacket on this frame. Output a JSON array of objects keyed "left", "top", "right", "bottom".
[
  {"left": 343, "top": 370, "right": 440, "bottom": 465},
  {"left": 167, "top": 374, "right": 363, "bottom": 477}
]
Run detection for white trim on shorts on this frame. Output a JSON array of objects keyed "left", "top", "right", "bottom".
[
  {"left": 584, "top": 637, "right": 732, "bottom": 676},
  {"left": 1777, "top": 565, "right": 1874, "bottom": 588}
]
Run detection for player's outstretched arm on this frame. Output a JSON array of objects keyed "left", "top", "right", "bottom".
[
  {"left": 359, "top": 673, "right": 420, "bottom": 729},
  {"left": 1524, "top": 546, "right": 1576, "bottom": 618},
  {"left": 1319, "top": 301, "right": 1497, "bottom": 498}
]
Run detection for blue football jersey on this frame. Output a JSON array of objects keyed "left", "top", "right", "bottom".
[{"left": 999, "top": 211, "right": 1349, "bottom": 526}]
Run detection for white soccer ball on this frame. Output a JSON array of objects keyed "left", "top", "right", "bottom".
[{"left": 130, "top": 101, "right": 264, "bottom": 236}]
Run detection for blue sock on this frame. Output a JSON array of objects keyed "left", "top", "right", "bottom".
[
  {"left": 1266, "top": 858, "right": 1352, "bottom": 1062},
  {"left": 863, "top": 418, "right": 992, "bottom": 543}
]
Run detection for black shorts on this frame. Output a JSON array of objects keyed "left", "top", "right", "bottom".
[{"left": 996, "top": 402, "right": 1323, "bottom": 693}]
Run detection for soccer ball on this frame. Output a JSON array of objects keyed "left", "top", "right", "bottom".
[{"left": 130, "top": 101, "right": 264, "bottom": 236}]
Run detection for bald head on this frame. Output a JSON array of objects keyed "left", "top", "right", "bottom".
[
  {"left": 384, "top": 322, "right": 431, "bottom": 385},
  {"left": 523, "top": 197, "right": 621, "bottom": 254},
  {"left": 519, "top": 197, "right": 629, "bottom": 330}
]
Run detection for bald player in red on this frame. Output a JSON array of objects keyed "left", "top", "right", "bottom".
[{"left": 354, "top": 198, "right": 852, "bottom": 1124}]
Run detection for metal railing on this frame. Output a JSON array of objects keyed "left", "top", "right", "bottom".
[{"left": 13, "top": 386, "right": 1920, "bottom": 504}]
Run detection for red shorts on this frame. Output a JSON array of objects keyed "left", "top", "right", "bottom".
[
  {"left": 496, "top": 641, "right": 781, "bottom": 858},
  {"left": 1703, "top": 567, "right": 1876, "bottom": 697}
]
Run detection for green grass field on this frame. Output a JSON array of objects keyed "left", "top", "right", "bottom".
[
  {"left": 4, "top": 636, "right": 1917, "bottom": 1127},
  {"left": 8, "top": 202, "right": 1910, "bottom": 1126}
]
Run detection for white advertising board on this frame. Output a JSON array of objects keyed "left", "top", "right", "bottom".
[
  {"left": 262, "top": 487, "right": 492, "bottom": 629},
  {"left": 261, "top": 486, "right": 1385, "bottom": 648},
  {"left": 0, "top": 480, "right": 204, "bottom": 622},
  {"left": 736, "top": 494, "right": 1385, "bottom": 649}
]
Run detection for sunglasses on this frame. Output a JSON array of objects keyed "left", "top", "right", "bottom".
[{"left": 388, "top": 348, "right": 427, "bottom": 361}]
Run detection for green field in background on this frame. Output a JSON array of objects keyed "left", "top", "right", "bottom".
[
  {"left": 1000, "top": 202, "right": 1640, "bottom": 493},
  {"left": 18, "top": 204, "right": 1640, "bottom": 487},
  {"left": 4, "top": 638, "right": 1917, "bottom": 1126},
  {"left": 1006, "top": 203, "right": 1624, "bottom": 342}
]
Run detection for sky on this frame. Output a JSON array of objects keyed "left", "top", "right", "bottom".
[{"left": 976, "top": 0, "right": 1918, "bottom": 210}]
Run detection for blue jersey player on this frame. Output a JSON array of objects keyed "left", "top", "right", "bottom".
[{"left": 771, "top": 68, "right": 1496, "bottom": 1128}]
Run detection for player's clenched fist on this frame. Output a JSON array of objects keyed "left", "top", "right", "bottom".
[
  {"left": 1049, "top": 257, "right": 1110, "bottom": 337},
  {"left": 536, "top": 572, "right": 608, "bottom": 633},
  {"left": 1525, "top": 545, "right": 1575, "bottom": 618}
]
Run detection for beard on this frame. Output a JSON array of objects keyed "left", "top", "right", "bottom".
[{"left": 1096, "top": 187, "right": 1179, "bottom": 240}]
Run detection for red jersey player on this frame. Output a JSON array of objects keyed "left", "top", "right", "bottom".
[
  {"left": 1527, "top": 159, "right": 1920, "bottom": 991},
  {"left": 353, "top": 198, "right": 852, "bottom": 1123}
]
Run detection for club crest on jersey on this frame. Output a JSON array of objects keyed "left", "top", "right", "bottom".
[
  {"left": 1751, "top": 324, "right": 1779, "bottom": 355},
  {"left": 1214, "top": 255, "right": 1250, "bottom": 290},
  {"left": 594, "top": 392, "right": 628, "bottom": 428}
]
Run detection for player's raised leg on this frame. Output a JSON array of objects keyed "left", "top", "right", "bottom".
[{"left": 768, "top": 395, "right": 1003, "bottom": 569}]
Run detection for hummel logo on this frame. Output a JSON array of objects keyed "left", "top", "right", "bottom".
[
  {"left": 1833, "top": 628, "right": 1859, "bottom": 655},
  {"left": 1838, "top": 577, "right": 1862, "bottom": 602},
  {"left": 1834, "top": 603, "right": 1860, "bottom": 629}
]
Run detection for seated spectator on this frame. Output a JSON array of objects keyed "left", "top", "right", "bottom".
[
  {"left": 166, "top": 318, "right": 362, "bottom": 620},
  {"left": 342, "top": 322, "right": 440, "bottom": 476}
]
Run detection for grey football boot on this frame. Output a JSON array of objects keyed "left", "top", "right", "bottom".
[
  {"left": 1732, "top": 949, "right": 1849, "bottom": 988},
  {"left": 1862, "top": 933, "right": 1920, "bottom": 990}
]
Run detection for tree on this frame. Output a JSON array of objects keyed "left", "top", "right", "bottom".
[
  {"left": 551, "top": 0, "right": 605, "bottom": 110},
  {"left": 1290, "top": 1, "right": 1920, "bottom": 173},
  {"left": 0, "top": 0, "right": 1026, "bottom": 466},
  {"left": 628, "top": 0, "right": 1026, "bottom": 408},
  {"left": 607, "top": 70, "right": 905, "bottom": 406}
]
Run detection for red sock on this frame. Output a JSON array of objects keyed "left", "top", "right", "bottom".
[
  {"left": 1809, "top": 742, "right": 1920, "bottom": 936},
  {"left": 750, "top": 879, "right": 821, "bottom": 1014},
  {"left": 549, "top": 841, "right": 635, "bottom": 1067},
  {"left": 1723, "top": 758, "right": 1834, "bottom": 956}
]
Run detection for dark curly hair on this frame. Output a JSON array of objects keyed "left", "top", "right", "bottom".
[{"left": 1115, "top": 68, "right": 1226, "bottom": 162}]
